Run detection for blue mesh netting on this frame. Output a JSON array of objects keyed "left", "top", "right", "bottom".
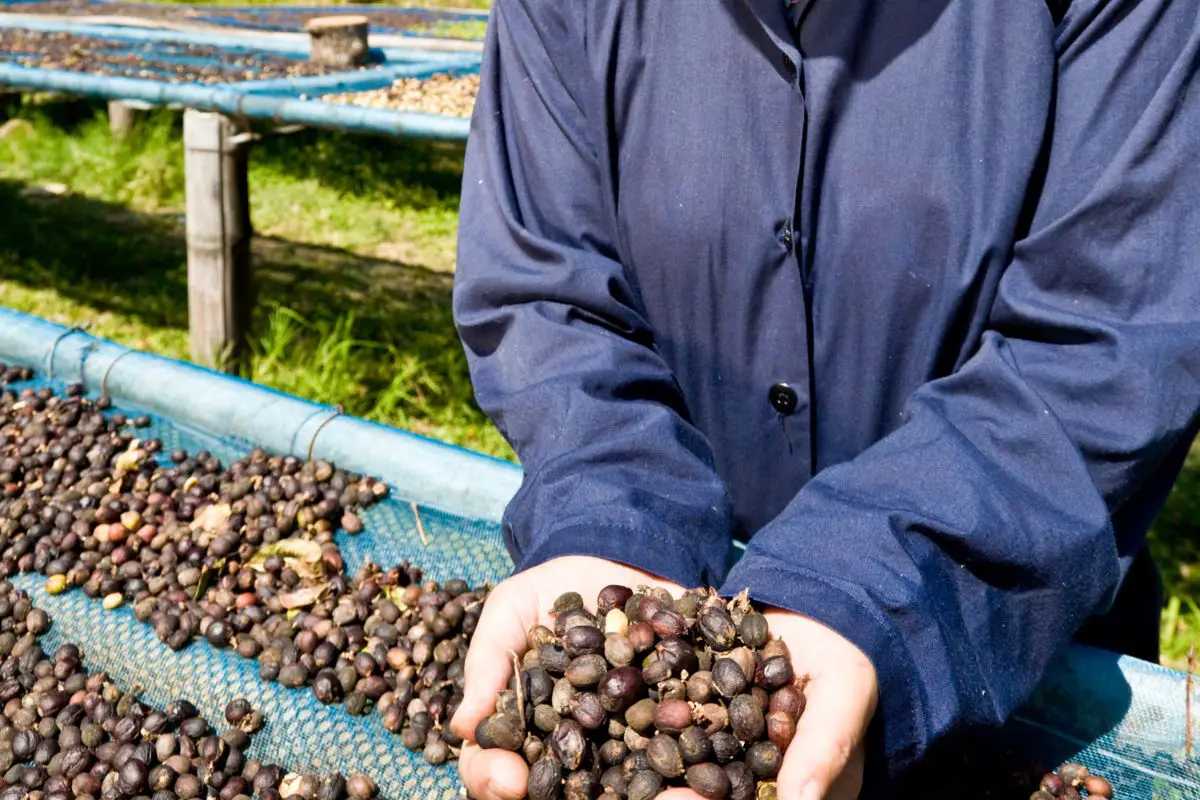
[
  {"left": 3, "top": 372, "right": 1200, "bottom": 797},
  {"left": 9, "top": 580, "right": 473, "bottom": 800},
  {"left": 2, "top": 374, "right": 515, "bottom": 799},
  {"left": 1005, "top": 646, "right": 1200, "bottom": 797}
]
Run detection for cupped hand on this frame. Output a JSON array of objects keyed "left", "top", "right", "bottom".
[
  {"left": 658, "top": 608, "right": 876, "bottom": 800},
  {"left": 451, "top": 555, "right": 687, "bottom": 800},
  {"left": 758, "top": 608, "right": 876, "bottom": 800},
  {"left": 452, "top": 558, "right": 878, "bottom": 800}
]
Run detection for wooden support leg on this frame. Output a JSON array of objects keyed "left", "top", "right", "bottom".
[
  {"left": 107, "top": 100, "right": 139, "bottom": 136},
  {"left": 183, "top": 109, "right": 253, "bottom": 373}
]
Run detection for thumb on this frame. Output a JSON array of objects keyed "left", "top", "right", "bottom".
[
  {"left": 450, "top": 584, "right": 537, "bottom": 742},
  {"left": 777, "top": 664, "right": 875, "bottom": 800}
]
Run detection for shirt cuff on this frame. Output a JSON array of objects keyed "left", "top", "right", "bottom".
[
  {"left": 720, "top": 549, "right": 926, "bottom": 783},
  {"left": 512, "top": 520, "right": 730, "bottom": 592}
]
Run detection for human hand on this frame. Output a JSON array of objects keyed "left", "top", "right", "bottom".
[
  {"left": 451, "top": 555, "right": 688, "bottom": 800},
  {"left": 652, "top": 608, "right": 876, "bottom": 800},
  {"left": 452, "top": 560, "right": 879, "bottom": 800}
]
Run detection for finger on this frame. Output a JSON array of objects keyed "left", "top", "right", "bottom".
[
  {"left": 777, "top": 664, "right": 875, "bottom": 800},
  {"left": 450, "top": 586, "right": 533, "bottom": 741},
  {"left": 825, "top": 743, "right": 866, "bottom": 800},
  {"left": 458, "top": 742, "right": 529, "bottom": 800},
  {"left": 457, "top": 743, "right": 482, "bottom": 796},
  {"left": 656, "top": 789, "right": 708, "bottom": 800}
]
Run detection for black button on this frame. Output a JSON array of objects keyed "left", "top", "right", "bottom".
[
  {"left": 769, "top": 382, "right": 799, "bottom": 415},
  {"left": 782, "top": 53, "right": 797, "bottom": 78},
  {"left": 780, "top": 221, "right": 794, "bottom": 249}
]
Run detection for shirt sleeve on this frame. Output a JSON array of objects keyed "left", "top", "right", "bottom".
[
  {"left": 452, "top": 0, "right": 733, "bottom": 588},
  {"left": 722, "top": 0, "right": 1200, "bottom": 779}
]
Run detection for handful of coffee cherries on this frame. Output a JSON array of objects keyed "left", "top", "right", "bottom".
[{"left": 475, "top": 585, "right": 801, "bottom": 800}]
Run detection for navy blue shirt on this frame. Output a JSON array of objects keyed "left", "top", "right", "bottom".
[{"left": 453, "top": 0, "right": 1200, "bottom": 785}]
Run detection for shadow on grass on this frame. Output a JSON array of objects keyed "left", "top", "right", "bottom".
[
  {"left": 0, "top": 178, "right": 510, "bottom": 457},
  {"left": 2, "top": 93, "right": 105, "bottom": 132},
  {"left": 0, "top": 173, "right": 453, "bottom": 333},
  {"left": 1152, "top": 451, "right": 1200, "bottom": 589},
  {"left": 0, "top": 182, "right": 188, "bottom": 328},
  {"left": 249, "top": 126, "right": 469, "bottom": 215},
  {"left": 7, "top": 98, "right": 469, "bottom": 221}
]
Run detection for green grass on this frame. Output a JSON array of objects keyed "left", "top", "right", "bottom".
[
  {"left": 1150, "top": 445, "right": 1200, "bottom": 668},
  {"left": 1, "top": 96, "right": 1199, "bottom": 666},
  {"left": 0, "top": 99, "right": 511, "bottom": 459},
  {"left": 408, "top": 19, "right": 489, "bottom": 39}
]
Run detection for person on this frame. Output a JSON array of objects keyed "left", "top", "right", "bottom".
[{"left": 448, "top": 0, "right": 1200, "bottom": 797}]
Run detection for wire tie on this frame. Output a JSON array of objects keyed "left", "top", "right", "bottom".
[
  {"left": 99, "top": 349, "right": 138, "bottom": 403},
  {"left": 44, "top": 324, "right": 88, "bottom": 380},
  {"left": 72, "top": 342, "right": 99, "bottom": 390},
  {"left": 305, "top": 404, "right": 345, "bottom": 461}
]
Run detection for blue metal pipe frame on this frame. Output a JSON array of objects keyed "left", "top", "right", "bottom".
[
  {"left": 2, "top": 77, "right": 479, "bottom": 138},
  {"left": 0, "top": 63, "right": 475, "bottom": 137},
  {"left": 0, "top": 16, "right": 478, "bottom": 138},
  {"left": 235, "top": 60, "right": 478, "bottom": 98},
  {"left": 0, "top": 307, "right": 522, "bottom": 522},
  {"left": 0, "top": 15, "right": 477, "bottom": 63}
]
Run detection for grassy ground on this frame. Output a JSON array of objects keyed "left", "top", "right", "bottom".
[
  {"left": 0, "top": 98, "right": 511, "bottom": 459},
  {"left": 1151, "top": 447, "right": 1200, "bottom": 667},
  {"left": 1, "top": 96, "right": 1198, "bottom": 666}
]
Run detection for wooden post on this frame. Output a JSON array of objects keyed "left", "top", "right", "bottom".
[
  {"left": 183, "top": 109, "right": 253, "bottom": 372},
  {"left": 305, "top": 15, "right": 370, "bottom": 68},
  {"left": 107, "top": 100, "right": 139, "bottom": 136}
]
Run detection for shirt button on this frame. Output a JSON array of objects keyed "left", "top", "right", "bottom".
[
  {"left": 780, "top": 221, "right": 794, "bottom": 249},
  {"left": 769, "top": 382, "right": 799, "bottom": 415},
  {"left": 781, "top": 53, "right": 797, "bottom": 78}
]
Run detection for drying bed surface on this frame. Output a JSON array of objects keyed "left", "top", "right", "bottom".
[
  {"left": 0, "top": 27, "right": 380, "bottom": 83},
  {"left": 0, "top": 367, "right": 511, "bottom": 799},
  {"left": 323, "top": 72, "right": 477, "bottom": 116},
  {"left": 0, "top": 1, "right": 487, "bottom": 40}
]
